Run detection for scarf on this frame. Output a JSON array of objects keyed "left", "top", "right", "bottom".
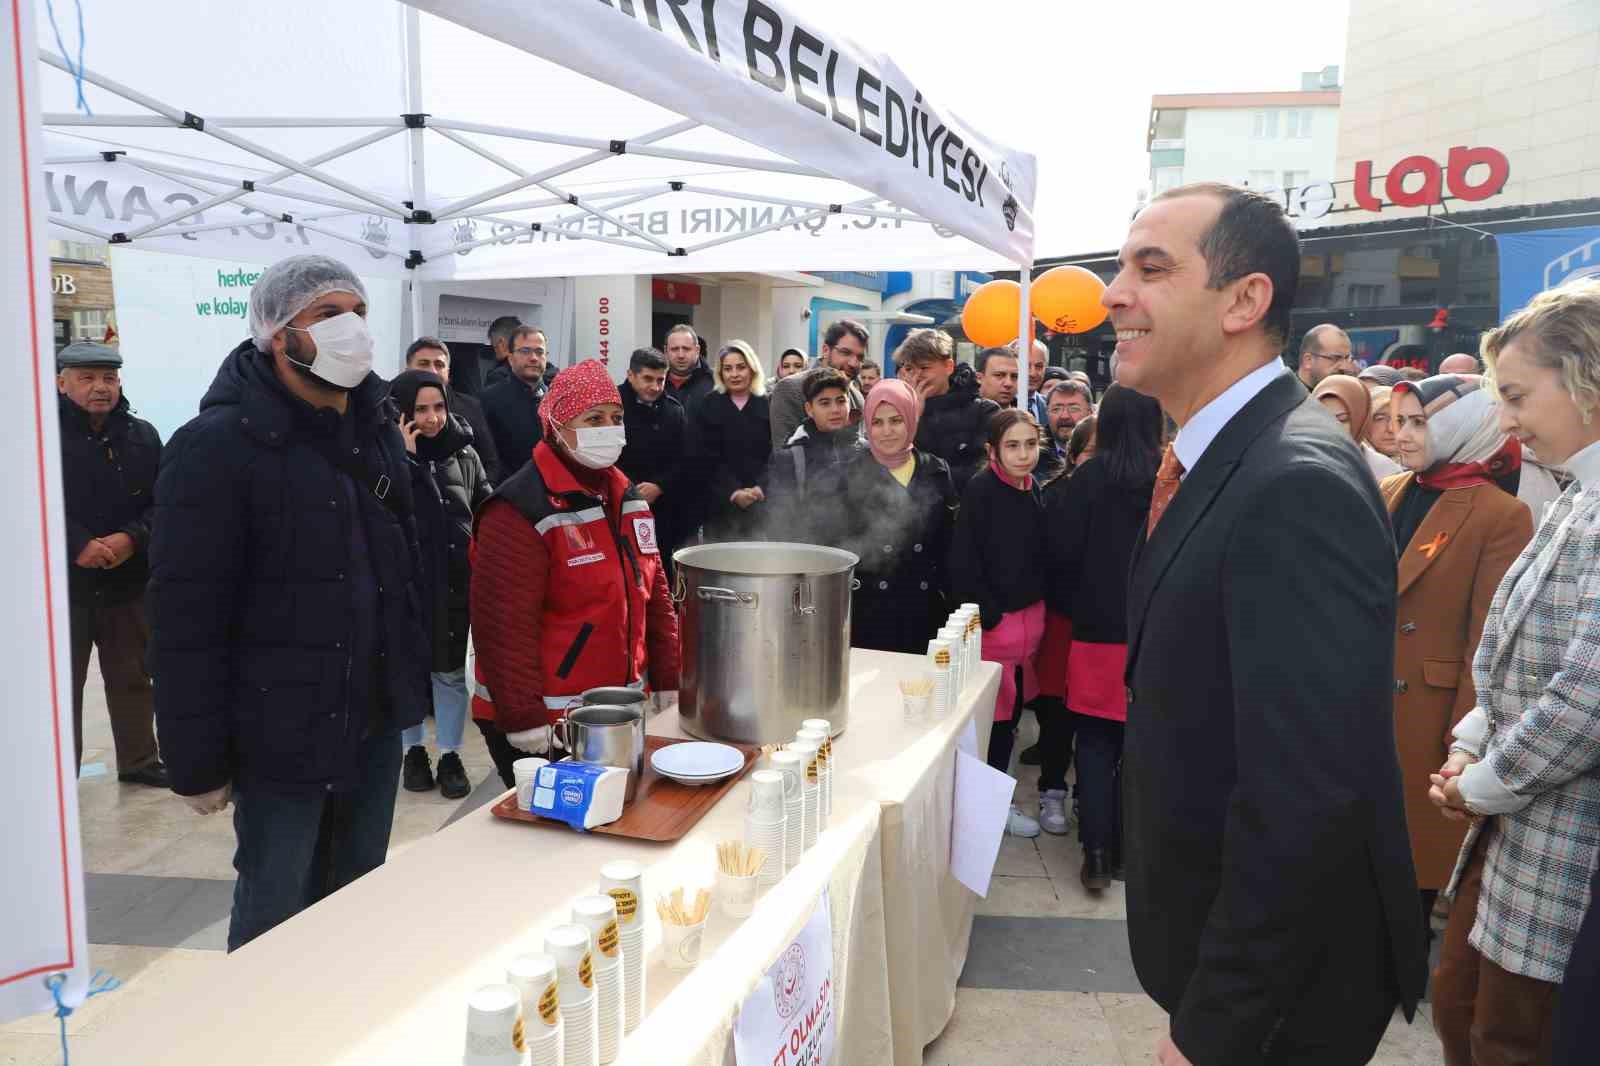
[
  {"left": 387, "top": 369, "right": 466, "bottom": 462},
  {"left": 1394, "top": 375, "right": 1520, "bottom": 490},
  {"left": 1312, "top": 375, "right": 1371, "bottom": 442},
  {"left": 863, "top": 378, "right": 920, "bottom": 468},
  {"left": 988, "top": 458, "right": 1033, "bottom": 492}
]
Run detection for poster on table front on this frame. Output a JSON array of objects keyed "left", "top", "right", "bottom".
[{"left": 734, "top": 890, "right": 836, "bottom": 1066}]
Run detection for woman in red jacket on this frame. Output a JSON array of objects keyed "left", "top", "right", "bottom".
[{"left": 469, "top": 360, "right": 680, "bottom": 787}]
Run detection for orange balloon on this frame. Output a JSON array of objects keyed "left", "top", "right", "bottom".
[
  {"left": 1030, "top": 265, "right": 1108, "bottom": 334},
  {"left": 961, "top": 279, "right": 1022, "bottom": 348}
]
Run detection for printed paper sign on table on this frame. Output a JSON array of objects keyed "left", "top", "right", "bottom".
[
  {"left": 950, "top": 750, "right": 1015, "bottom": 898},
  {"left": 734, "top": 891, "right": 835, "bottom": 1066}
]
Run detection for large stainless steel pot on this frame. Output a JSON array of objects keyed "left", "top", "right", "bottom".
[{"left": 673, "top": 542, "right": 857, "bottom": 744}]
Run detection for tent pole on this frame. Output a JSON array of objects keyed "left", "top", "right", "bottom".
[
  {"left": 404, "top": 4, "right": 427, "bottom": 341},
  {"left": 1017, "top": 263, "right": 1033, "bottom": 411}
]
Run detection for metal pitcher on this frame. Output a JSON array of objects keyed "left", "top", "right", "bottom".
[
  {"left": 555, "top": 705, "right": 646, "bottom": 803},
  {"left": 673, "top": 542, "right": 857, "bottom": 744}
]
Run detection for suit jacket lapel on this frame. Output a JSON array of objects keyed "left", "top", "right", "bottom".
[
  {"left": 1126, "top": 373, "right": 1306, "bottom": 678},
  {"left": 1396, "top": 489, "right": 1474, "bottom": 597}
]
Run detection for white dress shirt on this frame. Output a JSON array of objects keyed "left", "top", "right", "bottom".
[{"left": 1171, "top": 360, "right": 1292, "bottom": 477}]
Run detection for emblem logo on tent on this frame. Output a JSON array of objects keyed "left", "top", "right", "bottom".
[
  {"left": 360, "top": 216, "right": 391, "bottom": 260},
  {"left": 452, "top": 219, "right": 477, "bottom": 255},
  {"left": 1002, "top": 194, "right": 1018, "bottom": 232},
  {"left": 1545, "top": 236, "right": 1600, "bottom": 290}
]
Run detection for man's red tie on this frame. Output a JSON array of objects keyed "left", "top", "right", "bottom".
[{"left": 1147, "top": 444, "right": 1185, "bottom": 537}]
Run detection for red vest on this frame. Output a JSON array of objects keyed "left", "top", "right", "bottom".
[{"left": 470, "top": 444, "right": 663, "bottom": 723}]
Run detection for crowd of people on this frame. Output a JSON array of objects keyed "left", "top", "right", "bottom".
[{"left": 57, "top": 178, "right": 1600, "bottom": 1064}]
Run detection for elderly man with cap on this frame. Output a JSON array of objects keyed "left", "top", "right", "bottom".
[
  {"left": 57, "top": 340, "right": 166, "bottom": 786},
  {"left": 146, "top": 254, "right": 431, "bottom": 951}
]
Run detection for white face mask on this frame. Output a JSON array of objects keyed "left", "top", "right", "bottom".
[
  {"left": 567, "top": 424, "right": 626, "bottom": 469},
  {"left": 286, "top": 311, "right": 374, "bottom": 390}
]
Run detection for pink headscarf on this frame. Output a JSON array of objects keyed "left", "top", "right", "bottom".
[
  {"left": 863, "top": 378, "right": 921, "bottom": 468},
  {"left": 538, "top": 359, "right": 621, "bottom": 438}
]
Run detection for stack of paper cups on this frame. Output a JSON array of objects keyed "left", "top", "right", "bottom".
[
  {"left": 800, "top": 719, "right": 834, "bottom": 817},
  {"left": 768, "top": 750, "right": 805, "bottom": 873},
  {"left": 789, "top": 739, "right": 822, "bottom": 851},
  {"left": 599, "top": 860, "right": 645, "bottom": 1036},
  {"left": 572, "top": 896, "right": 624, "bottom": 1064},
  {"left": 545, "top": 924, "right": 599, "bottom": 1066},
  {"left": 795, "top": 728, "right": 831, "bottom": 831},
  {"left": 746, "top": 770, "right": 787, "bottom": 888},
  {"left": 927, "top": 638, "right": 954, "bottom": 720},
  {"left": 463, "top": 983, "right": 525, "bottom": 1066},
  {"left": 940, "top": 624, "right": 966, "bottom": 697},
  {"left": 961, "top": 603, "right": 982, "bottom": 679},
  {"left": 506, "top": 955, "right": 563, "bottom": 1066}
]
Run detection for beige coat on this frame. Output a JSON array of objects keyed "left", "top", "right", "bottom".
[{"left": 1380, "top": 473, "right": 1532, "bottom": 888}]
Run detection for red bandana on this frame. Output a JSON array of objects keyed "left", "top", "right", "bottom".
[
  {"left": 1416, "top": 435, "right": 1522, "bottom": 491},
  {"left": 538, "top": 359, "right": 622, "bottom": 439}
]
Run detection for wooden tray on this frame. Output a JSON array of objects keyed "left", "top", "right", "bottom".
[{"left": 489, "top": 735, "right": 759, "bottom": 842}]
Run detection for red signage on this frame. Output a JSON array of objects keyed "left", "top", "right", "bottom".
[
  {"left": 1352, "top": 145, "right": 1509, "bottom": 213},
  {"left": 652, "top": 279, "right": 702, "bottom": 305}
]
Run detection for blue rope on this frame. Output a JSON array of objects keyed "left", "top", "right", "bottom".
[
  {"left": 44, "top": 0, "right": 91, "bottom": 116},
  {"left": 45, "top": 970, "right": 121, "bottom": 1066}
]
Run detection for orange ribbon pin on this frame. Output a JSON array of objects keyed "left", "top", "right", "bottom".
[{"left": 1419, "top": 532, "right": 1449, "bottom": 559}]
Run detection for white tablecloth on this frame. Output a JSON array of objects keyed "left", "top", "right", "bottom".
[{"left": 74, "top": 650, "right": 998, "bottom": 1066}]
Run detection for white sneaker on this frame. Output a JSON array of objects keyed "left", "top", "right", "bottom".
[
  {"left": 1006, "top": 805, "right": 1041, "bottom": 838},
  {"left": 1038, "top": 789, "right": 1070, "bottom": 835}
]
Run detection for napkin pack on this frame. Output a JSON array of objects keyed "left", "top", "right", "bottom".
[{"left": 519, "top": 758, "right": 629, "bottom": 830}]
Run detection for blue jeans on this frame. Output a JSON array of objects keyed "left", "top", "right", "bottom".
[
  {"left": 227, "top": 730, "right": 402, "bottom": 951},
  {"left": 401, "top": 668, "right": 468, "bottom": 752}
]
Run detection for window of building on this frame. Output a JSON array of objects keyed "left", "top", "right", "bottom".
[
  {"left": 1252, "top": 111, "right": 1279, "bottom": 139},
  {"left": 1152, "top": 166, "right": 1184, "bottom": 194},
  {"left": 1151, "top": 109, "right": 1186, "bottom": 142},
  {"left": 1346, "top": 284, "right": 1384, "bottom": 308},
  {"left": 49, "top": 239, "right": 108, "bottom": 263},
  {"left": 1282, "top": 170, "right": 1310, "bottom": 190},
  {"left": 1246, "top": 170, "right": 1277, "bottom": 190},
  {"left": 1285, "top": 110, "right": 1314, "bottom": 139}
]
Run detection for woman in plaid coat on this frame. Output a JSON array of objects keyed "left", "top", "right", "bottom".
[{"left": 1429, "top": 279, "right": 1600, "bottom": 1066}]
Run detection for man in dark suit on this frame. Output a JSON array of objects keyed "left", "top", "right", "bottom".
[
  {"left": 618, "top": 347, "right": 690, "bottom": 578},
  {"left": 480, "top": 325, "right": 548, "bottom": 474},
  {"left": 1111, "top": 183, "right": 1426, "bottom": 1066},
  {"left": 405, "top": 336, "right": 501, "bottom": 483}
]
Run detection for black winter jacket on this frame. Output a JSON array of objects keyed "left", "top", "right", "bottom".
[
  {"left": 763, "top": 419, "right": 864, "bottom": 539},
  {"left": 146, "top": 341, "right": 430, "bottom": 796},
  {"left": 949, "top": 465, "right": 1048, "bottom": 629},
  {"left": 1044, "top": 454, "right": 1152, "bottom": 644},
  {"left": 449, "top": 388, "right": 501, "bottom": 484},
  {"left": 618, "top": 381, "right": 690, "bottom": 532},
  {"left": 665, "top": 360, "right": 716, "bottom": 418},
  {"left": 481, "top": 376, "right": 546, "bottom": 476},
  {"left": 58, "top": 394, "right": 162, "bottom": 607},
  {"left": 813, "top": 449, "right": 958, "bottom": 654},
  {"left": 691, "top": 391, "right": 773, "bottom": 540},
  {"left": 916, "top": 364, "right": 1000, "bottom": 493}
]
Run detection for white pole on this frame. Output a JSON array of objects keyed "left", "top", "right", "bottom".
[
  {"left": 403, "top": 4, "right": 426, "bottom": 342},
  {"left": 1016, "top": 263, "right": 1033, "bottom": 411}
]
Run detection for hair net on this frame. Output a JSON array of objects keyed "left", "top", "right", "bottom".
[{"left": 248, "top": 255, "right": 369, "bottom": 352}]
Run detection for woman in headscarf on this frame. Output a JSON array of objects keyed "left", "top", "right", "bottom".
[
  {"left": 1378, "top": 374, "right": 1532, "bottom": 959},
  {"left": 387, "top": 370, "right": 492, "bottom": 799},
  {"left": 1366, "top": 385, "right": 1401, "bottom": 461},
  {"left": 811, "top": 379, "right": 958, "bottom": 654},
  {"left": 1315, "top": 374, "right": 1404, "bottom": 480},
  {"left": 468, "top": 360, "right": 679, "bottom": 787},
  {"left": 690, "top": 340, "right": 772, "bottom": 542}
]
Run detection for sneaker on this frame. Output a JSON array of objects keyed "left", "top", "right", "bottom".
[
  {"left": 1038, "top": 789, "right": 1070, "bottom": 835},
  {"left": 436, "top": 751, "right": 470, "bottom": 800},
  {"left": 1006, "top": 805, "right": 1041, "bottom": 838},
  {"left": 1018, "top": 743, "right": 1042, "bottom": 766},
  {"left": 402, "top": 745, "right": 434, "bottom": 792}
]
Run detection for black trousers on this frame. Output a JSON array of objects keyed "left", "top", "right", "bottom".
[
  {"left": 1071, "top": 711, "right": 1123, "bottom": 851},
  {"left": 1552, "top": 862, "right": 1600, "bottom": 1065},
  {"left": 985, "top": 665, "right": 1025, "bottom": 773},
  {"left": 69, "top": 599, "right": 159, "bottom": 772},
  {"left": 1036, "top": 696, "right": 1076, "bottom": 791}
]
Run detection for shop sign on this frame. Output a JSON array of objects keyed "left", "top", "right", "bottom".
[
  {"left": 651, "top": 278, "right": 702, "bottom": 305},
  {"left": 1256, "top": 145, "right": 1510, "bottom": 224},
  {"left": 51, "top": 272, "right": 75, "bottom": 295}
]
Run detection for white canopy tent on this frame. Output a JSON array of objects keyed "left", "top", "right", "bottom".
[{"left": 6, "top": 0, "right": 1038, "bottom": 1023}]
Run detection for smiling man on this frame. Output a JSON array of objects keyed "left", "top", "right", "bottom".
[{"left": 1111, "top": 183, "right": 1425, "bottom": 1066}]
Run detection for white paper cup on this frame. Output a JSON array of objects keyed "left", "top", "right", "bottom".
[
  {"left": 544, "top": 924, "right": 595, "bottom": 1004},
  {"left": 744, "top": 814, "right": 785, "bottom": 888},
  {"left": 526, "top": 1018, "right": 563, "bottom": 1066},
  {"left": 559, "top": 991, "right": 599, "bottom": 1066},
  {"left": 718, "top": 867, "right": 760, "bottom": 918},
  {"left": 748, "top": 769, "right": 786, "bottom": 822},
  {"left": 463, "top": 983, "right": 523, "bottom": 1066},
  {"left": 571, "top": 896, "right": 622, "bottom": 971},
  {"left": 513, "top": 757, "right": 544, "bottom": 810},
  {"left": 800, "top": 717, "right": 833, "bottom": 737},
  {"left": 796, "top": 728, "right": 831, "bottom": 824},
  {"left": 662, "top": 919, "right": 707, "bottom": 971},
  {"left": 506, "top": 954, "right": 561, "bottom": 1041},
  {"left": 903, "top": 691, "right": 931, "bottom": 722},
  {"left": 599, "top": 860, "right": 643, "bottom": 931}
]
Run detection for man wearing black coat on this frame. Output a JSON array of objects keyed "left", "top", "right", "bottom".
[
  {"left": 56, "top": 342, "right": 166, "bottom": 786},
  {"left": 663, "top": 323, "right": 715, "bottom": 417},
  {"left": 405, "top": 336, "right": 502, "bottom": 483},
  {"left": 896, "top": 328, "right": 1000, "bottom": 492},
  {"left": 480, "top": 325, "right": 549, "bottom": 475},
  {"left": 147, "top": 255, "right": 431, "bottom": 952},
  {"left": 618, "top": 348, "right": 690, "bottom": 574},
  {"left": 1112, "top": 185, "right": 1424, "bottom": 1066}
]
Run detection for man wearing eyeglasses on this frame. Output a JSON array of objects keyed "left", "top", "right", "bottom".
[
  {"left": 1296, "top": 323, "right": 1357, "bottom": 390},
  {"left": 481, "top": 325, "right": 550, "bottom": 475}
]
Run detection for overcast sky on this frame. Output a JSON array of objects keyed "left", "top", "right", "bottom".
[{"left": 812, "top": 0, "right": 1352, "bottom": 256}]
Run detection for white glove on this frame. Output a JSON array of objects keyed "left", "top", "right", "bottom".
[
  {"left": 505, "top": 725, "right": 554, "bottom": 755},
  {"left": 183, "top": 782, "right": 233, "bottom": 815}
]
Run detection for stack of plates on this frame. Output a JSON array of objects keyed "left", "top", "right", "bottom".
[{"left": 651, "top": 742, "right": 744, "bottom": 786}]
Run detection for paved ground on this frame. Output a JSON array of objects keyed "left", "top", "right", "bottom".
[{"left": 1, "top": 660, "right": 1446, "bottom": 1065}]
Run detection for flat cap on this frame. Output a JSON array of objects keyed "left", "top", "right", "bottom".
[{"left": 57, "top": 341, "right": 122, "bottom": 370}]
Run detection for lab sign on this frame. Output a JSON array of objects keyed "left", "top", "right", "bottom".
[{"left": 1257, "top": 145, "right": 1511, "bottom": 225}]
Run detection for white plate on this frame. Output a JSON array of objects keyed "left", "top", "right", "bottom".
[
  {"left": 651, "top": 742, "right": 744, "bottom": 779},
  {"left": 658, "top": 767, "right": 741, "bottom": 787}
]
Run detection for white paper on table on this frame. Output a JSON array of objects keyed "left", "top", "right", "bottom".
[
  {"left": 950, "top": 750, "right": 1017, "bottom": 898},
  {"left": 733, "top": 890, "right": 836, "bottom": 1066},
  {"left": 957, "top": 718, "right": 979, "bottom": 757}
]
